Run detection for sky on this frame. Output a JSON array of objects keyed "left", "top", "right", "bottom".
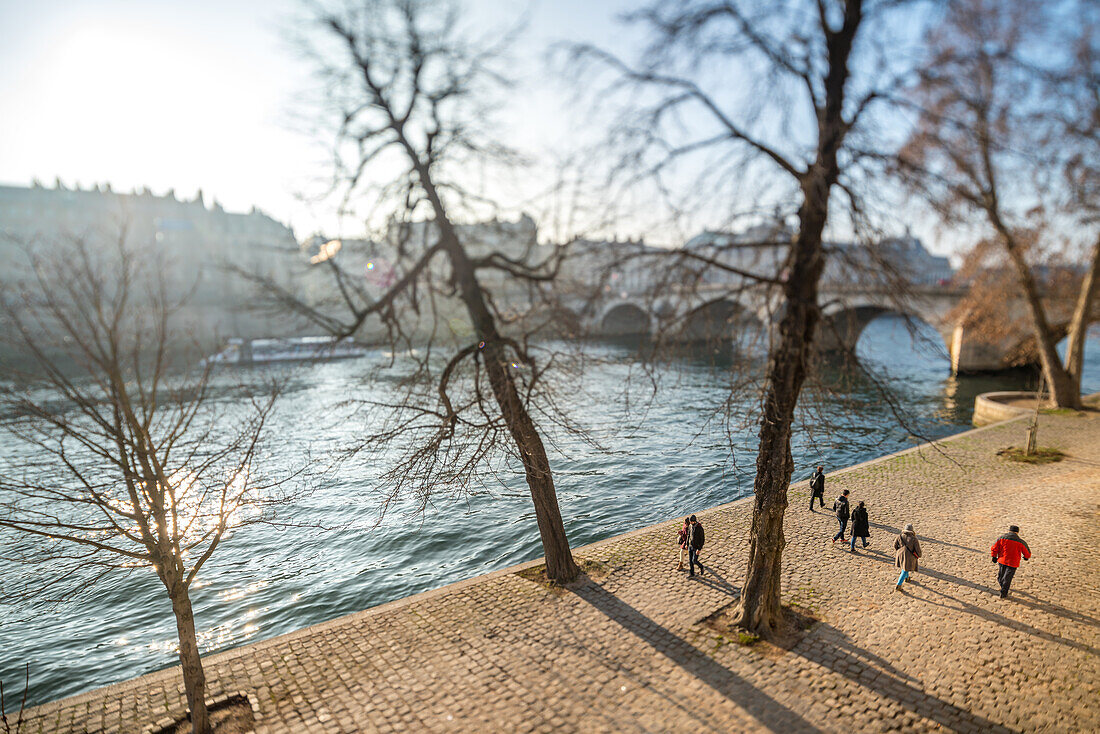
[
  {"left": 0, "top": 0, "right": 1001, "bottom": 258},
  {"left": 1, "top": 0, "right": 310, "bottom": 226},
  {"left": 0, "top": 0, "right": 645, "bottom": 241}
]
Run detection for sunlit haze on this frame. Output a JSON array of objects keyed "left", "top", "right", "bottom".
[{"left": 0, "top": 0, "right": 633, "bottom": 240}]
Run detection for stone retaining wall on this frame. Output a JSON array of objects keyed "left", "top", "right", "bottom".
[{"left": 972, "top": 391, "right": 1035, "bottom": 426}]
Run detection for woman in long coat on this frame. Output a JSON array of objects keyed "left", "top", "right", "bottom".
[
  {"left": 894, "top": 523, "right": 921, "bottom": 590},
  {"left": 849, "top": 501, "right": 870, "bottom": 552}
]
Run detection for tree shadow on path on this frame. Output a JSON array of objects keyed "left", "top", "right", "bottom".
[
  {"left": 792, "top": 627, "right": 1017, "bottom": 734},
  {"left": 570, "top": 580, "right": 822, "bottom": 733},
  {"left": 820, "top": 630, "right": 918, "bottom": 685}
]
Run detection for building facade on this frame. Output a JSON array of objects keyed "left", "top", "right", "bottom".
[{"left": 0, "top": 181, "right": 305, "bottom": 341}]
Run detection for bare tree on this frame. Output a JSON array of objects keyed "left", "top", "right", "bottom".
[
  {"left": 1058, "top": 20, "right": 1100, "bottom": 395},
  {"left": 945, "top": 238, "right": 1094, "bottom": 369},
  {"left": 573, "top": 0, "right": 923, "bottom": 635},
  {"left": 0, "top": 236, "right": 297, "bottom": 734},
  {"left": 1065, "top": 237, "right": 1100, "bottom": 391},
  {"left": 897, "top": 0, "right": 1099, "bottom": 407},
  {"left": 255, "top": 0, "right": 582, "bottom": 581}
]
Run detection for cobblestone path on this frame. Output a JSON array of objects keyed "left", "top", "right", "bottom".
[{"left": 15, "top": 411, "right": 1100, "bottom": 733}]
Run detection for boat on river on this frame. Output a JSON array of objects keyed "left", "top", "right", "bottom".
[{"left": 203, "top": 336, "right": 369, "bottom": 366}]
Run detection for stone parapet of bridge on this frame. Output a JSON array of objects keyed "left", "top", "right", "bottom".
[{"left": 568, "top": 282, "right": 1067, "bottom": 375}]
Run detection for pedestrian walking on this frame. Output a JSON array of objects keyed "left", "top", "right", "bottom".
[
  {"left": 990, "top": 525, "right": 1031, "bottom": 599},
  {"left": 849, "top": 501, "right": 870, "bottom": 552},
  {"left": 686, "top": 515, "right": 706, "bottom": 577},
  {"left": 676, "top": 517, "right": 690, "bottom": 571},
  {"left": 894, "top": 523, "right": 921, "bottom": 590},
  {"left": 809, "top": 465, "right": 826, "bottom": 511},
  {"left": 831, "top": 489, "right": 850, "bottom": 542}
]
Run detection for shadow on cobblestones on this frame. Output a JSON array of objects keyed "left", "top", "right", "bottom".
[
  {"left": 795, "top": 630, "right": 1016, "bottom": 734},
  {"left": 868, "top": 523, "right": 983, "bottom": 554},
  {"left": 914, "top": 566, "right": 1100, "bottom": 628},
  {"left": 570, "top": 581, "right": 823, "bottom": 733},
  {"left": 849, "top": 545, "right": 988, "bottom": 587},
  {"left": 690, "top": 568, "right": 740, "bottom": 597},
  {"left": 1009, "top": 590, "right": 1100, "bottom": 628},
  {"left": 915, "top": 584, "right": 1100, "bottom": 656},
  {"left": 820, "top": 633, "right": 918, "bottom": 684},
  {"left": 851, "top": 550, "right": 1100, "bottom": 655}
]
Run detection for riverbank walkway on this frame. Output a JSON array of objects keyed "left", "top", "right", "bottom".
[{"left": 17, "top": 410, "right": 1100, "bottom": 733}]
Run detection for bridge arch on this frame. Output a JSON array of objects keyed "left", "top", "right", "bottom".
[
  {"left": 818, "top": 301, "right": 952, "bottom": 358},
  {"left": 679, "top": 299, "right": 762, "bottom": 344},
  {"left": 599, "top": 301, "right": 651, "bottom": 337}
]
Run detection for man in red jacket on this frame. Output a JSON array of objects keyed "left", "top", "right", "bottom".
[{"left": 991, "top": 525, "right": 1031, "bottom": 599}]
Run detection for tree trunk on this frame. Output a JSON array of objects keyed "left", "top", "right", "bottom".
[
  {"left": 963, "top": 44, "right": 1079, "bottom": 407},
  {"left": 998, "top": 229, "right": 1081, "bottom": 409},
  {"left": 411, "top": 162, "right": 579, "bottom": 583},
  {"left": 736, "top": 0, "right": 861, "bottom": 634},
  {"left": 736, "top": 181, "right": 829, "bottom": 634},
  {"left": 481, "top": 342, "right": 579, "bottom": 582},
  {"left": 169, "top": 585, "right": 211, "bottom": 734},
  {"left": 1064, "top": 235, "right": 1100, "bottom": 393},
  {"left": 447, "top": 239, "right": 579, "bottom": 582}
]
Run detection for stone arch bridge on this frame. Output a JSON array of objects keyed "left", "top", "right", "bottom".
[{"left": 575, "top": 284, "right": 1070, "bottom": 374}]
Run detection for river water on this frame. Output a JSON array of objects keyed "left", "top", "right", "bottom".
[{"left": 2, "top": 316, "right": 1097, "bottom": 708}]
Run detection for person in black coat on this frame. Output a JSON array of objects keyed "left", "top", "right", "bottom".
[
  {"left": 849, "top": 501, "right": 870, "bottom": 551},
  {"left": 809, "top": 465, "right": 826, "bottom": 510},
  {"left": 686, "top": 515, "right": 706, "bottom": 577},
  {"left": 831, "top": 489, "right": 850, "bottom": 542}
]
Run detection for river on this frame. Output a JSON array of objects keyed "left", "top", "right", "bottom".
[{"left": 2, "top": 316, "right": 1097, "bottom": 708}]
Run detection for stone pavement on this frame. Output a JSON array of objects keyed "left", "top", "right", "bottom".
[{"left": 15, "top": 411, "right": 1100, "bottom": 733}]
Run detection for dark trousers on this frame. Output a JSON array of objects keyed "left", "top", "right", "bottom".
[
  {"left": 997, "top": 563, "right": 1018, "bottom": 597},
  {"left": 688, "top": 546, "right": 704, "bottom": 576},
  {"left": 833, "top": 517, "right": 848, "bottom": 541},
  {"left": 810, "top": 492, "right": 825, "bottom": 510}
]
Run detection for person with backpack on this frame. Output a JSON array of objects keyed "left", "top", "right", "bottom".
[
  {"left": 686, "top": 515, "right": 705, "bottom": 577},
  {"left": 849, "top": 500, "right": 870, "bottom": 552},
  {"left": 831, "top": 489, "right": 850, "bottom": 543},
  {"left": 809, "top": 465, "right": 826, "bottom": 511},
  {"left": 676, "top": 517, "right": 690, "bottom": 571},
  {"left": 991, "top": 525, "right": 1031, "bottom": 599},
  {"left": 894, "top": 523, "right": 922, "bottom": 590}
]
